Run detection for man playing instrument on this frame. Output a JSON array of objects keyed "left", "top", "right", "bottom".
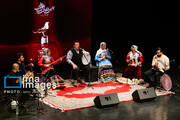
[
  {"left": 16, "top": 53, "right": 34, "bottom": 76},
  {"left": 7, "top": 63, "right": 20, "bottom": 86},
  {"left": 7, "top": 63, "right": 28, "bottom": 106},
  {"left": 143, "top": 47, "right": 170, "bottom": 88},
  {"left": 66, "top": 41, "right": 90, "bottom": 87}
]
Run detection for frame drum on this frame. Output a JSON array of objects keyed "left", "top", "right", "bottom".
[
  {"left": 161, "top": 74, "right": 172, "bottom": 91},
  {"left": 82, "top": 54, "right": 91, "bottom": 65}
]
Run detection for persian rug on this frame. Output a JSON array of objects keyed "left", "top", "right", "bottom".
[{"left": 40, "top": 80, "right": 174, "bottom": 112}]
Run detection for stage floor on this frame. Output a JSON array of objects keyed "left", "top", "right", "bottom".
[{"left": 0, "top": 88, "right": 180, "bottom": 120}]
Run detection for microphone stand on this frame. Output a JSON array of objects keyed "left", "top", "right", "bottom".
[{"left": 80, "top": 53, "right": 94, "bottom": 89}]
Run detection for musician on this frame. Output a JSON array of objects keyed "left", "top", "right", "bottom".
[
  {"left": 7, "top": 63, "right": 20, "bottom": 86},
  {"left": 123, "top": 45, "right": 143, "bottom": 83},
  {"left": 38, "top": 48, "right": 66, "bottom": 89},
  {"left": 95, "top": 42, "right": 112, "bottom": 69},
  {"left": 16, "top": 53, "right": 34, "bottom": 76},
  {"left": 95, "top": 42, "right": 115, "bottom": 83},
  {"left": 66, "top": 41, "right": 90, "bottom": 87},
  {"left": 143, "top": 47, "right": 170, "bottom": 88},
  {"left": 7, "top": 63, "right": 28, "bottom": 105}
]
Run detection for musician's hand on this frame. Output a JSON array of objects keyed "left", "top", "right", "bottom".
[
  {"left": 30, "top": 63, "right": 34, "bottom": 67},
  {"left": 157, "top": 59, "right": 162, "bottom": 63},
  {"left": 45, "top": 64, "right": 50, "bottom": 68},
  {"left": 138, "top": 62, "right": 142, "bottom": 67},
  {"left": 72, "top": 64, "right": 78, "bottom": 69},
  {"left": 105, "top": 54, "right": 110, "bottom": 59},
  {"left": 100, "top": 56, "right": 105, "bottom": 61},
  {"left": 28, "top": 63, "right": 34, "bottom": 68},
  {"left": 153, "top": 63, "right": 159, "bottom": 69},
  {"left": 60, "top": 58, "right": 63, "bottom": 61},
  {"left": 127, "top": 59, "right": 132, "bottom": 63},
  {"left": 163, "top": 67, "right": 169, "bottom": 71},
  {"left": 86, "top": 52, "right": 90, "bottom": 56}
]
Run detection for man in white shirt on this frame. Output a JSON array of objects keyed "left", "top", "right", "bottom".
[{"left": 144, "top": 47, "right": 170, "bottom": 88}]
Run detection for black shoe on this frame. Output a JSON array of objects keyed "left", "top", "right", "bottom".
[
  {"left": 80, "top": 81, "right": 86, "bottom": 84},
  {"left": 78, "top": 79, "right": 86, "bottom": 84},
  {"left": 72, "top": 80, "right": 78, "bottom": 87}
]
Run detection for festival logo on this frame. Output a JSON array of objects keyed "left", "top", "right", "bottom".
[{"left": 34, "top": 2, "right": 55, "bottom": 16}]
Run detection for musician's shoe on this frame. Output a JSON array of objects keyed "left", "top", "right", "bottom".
[
  {"left": 79, "top": 80, "right": 86, "bottom": 84},
  {"left": 72, "top": 80, "right": 78, "bottom": 87}
]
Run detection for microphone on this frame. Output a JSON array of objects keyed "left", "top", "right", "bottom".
[
  {"left": 107, "top": 48, "right": 113, "bottom": 54},
  {"left": 170, "top": 59, "right": 175, "bottom": 63}
]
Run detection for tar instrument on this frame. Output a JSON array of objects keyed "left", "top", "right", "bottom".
[
  {"left": 22, "top": 59, "right": 35, "bottom": 83},
  {"left": 23, "top": 71, "right": 34, "bottom": 78},
  {"left": 42, "top": 55, "right": 66, "bottom": 74},
  {"left": 82, "top": 53, "right": 91, "bottom": 65},
  {"left": 48, "top": 55, "right": 66, "bottom": 66},
  {"left": 160, "top": 74, "right": 172, "bottom": 91},
  {"left": 24, "top": 58, "right": 35, "bottom": 78}
]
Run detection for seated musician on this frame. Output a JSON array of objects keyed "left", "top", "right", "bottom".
[
  {"left": 7, "top": 63, "right": 20, "bottom": 86},
  {"left": 7, "top": 63, "right": 28, "bottom": 105},
  {"left": 38, "top": 48, "right": 66, "bottom": 89},
  {"left": 143, "top": 47, "right": 170, "bottom": 88},
  {"left": 16, "top": 53, "right": 34, "bottom": 76},
  {"left": 95, "top": 42, "right": 115, "bottom": 83},
  {"left": 66, "top": 41, "right": 90, "bottom": 87},
  {"left": 122, "top": 45, "right": 143, "bottom": 84}
]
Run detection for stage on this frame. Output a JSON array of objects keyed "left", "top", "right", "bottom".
[
  {"left": 0, "top": 67, "right": 180, "bottom": 119},
  {"left": 0, "top": 84, "right": 180, "bottom": 120}
]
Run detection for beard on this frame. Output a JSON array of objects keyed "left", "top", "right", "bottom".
[{"left": 157, "top": 55, "right": 162, "bottom": 57}]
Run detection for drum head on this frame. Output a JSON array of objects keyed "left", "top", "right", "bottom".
[
  {"left": 82, "top": 54, "right": 91, "bottom": 65},
  {"left": 161, "top": 74, "right": 172, "bottom": 91}
]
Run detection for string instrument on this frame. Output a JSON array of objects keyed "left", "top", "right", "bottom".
[
  {"left": 42, "top": 55, "right": 66, "bottom": 74},
  {"left": 155, "top": 59, "right": 174, "bottom": 71},
  {"left": 48, "top": 55, "right": 66, "bottom": 66},
  {"left": 22, "top": 58, "right": 34, "bottom": 84}
]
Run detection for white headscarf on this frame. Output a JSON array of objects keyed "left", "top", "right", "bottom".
[
  {"left": 129, "top": 45, "right": 140, "bottom": 64},
  {"left": 43, "top": 48, "right": 50, "bottom": 56},
  {"left": 132, "top": 45, "right": 138, "bottom": 52},
  {"left": 95, "top": 42, "right": 107, "bottom": 57}
]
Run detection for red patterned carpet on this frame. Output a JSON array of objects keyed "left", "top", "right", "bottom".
[{"left": 40, "top": 81, "right": 174, "bottom": 112}]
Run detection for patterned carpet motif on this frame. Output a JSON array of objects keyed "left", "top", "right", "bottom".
[{"left": 40, "top": 80, "right": 174, "bottom": 112}]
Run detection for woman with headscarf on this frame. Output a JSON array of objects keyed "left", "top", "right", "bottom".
[
  {"left": 122, "top": 45, "right": 143, "bottom": 84},
  {"left": 95, "top": 42, "right": 115, "bottom": 83},
  {"left": 38, "top": 48, "right": 66, "bottom": 90}
]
